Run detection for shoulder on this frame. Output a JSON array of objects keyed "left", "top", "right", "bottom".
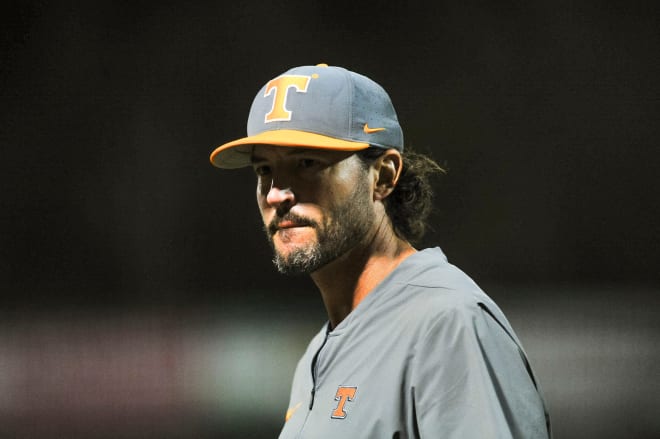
[
  {"left": 397, "top": 247, "right": 481, "bottom": 291},
  {"left": 391, "top": 247, "right": 493, "bottom": 321},
  {"left": 387, "top": 248, "right": 520, "bottom": 346},
  {"left": 399, "top": 284, "right": 487, "bottom": 345}
]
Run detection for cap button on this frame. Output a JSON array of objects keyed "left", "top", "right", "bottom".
[{"left": 316, "top": 63, "right": 329, "bottom": 67}]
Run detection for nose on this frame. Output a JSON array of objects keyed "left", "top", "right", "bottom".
[{"left": 266, "top": 183, "right": 296, "bottom": 208}]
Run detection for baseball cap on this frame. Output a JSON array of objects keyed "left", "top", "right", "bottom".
[{"left": 209, "top": 64, "right": 404, "bottom": 169}]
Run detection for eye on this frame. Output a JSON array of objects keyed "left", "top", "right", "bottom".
[
  {"left": 253, "top": 164, "right": 271, "bottom": 176},
  {"left": 298, "top": 158, "right": 317, "bottom": 169}
]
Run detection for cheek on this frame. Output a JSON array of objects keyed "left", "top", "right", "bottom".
[
  {"left": 329, "top": 165, "right": 370, "bottom": 204},
  {"left": 255, "top": 187, "right": 270, "bottom": 219},
  {"left": 256, "top": 176, "right": 268, "bottom": 199}
]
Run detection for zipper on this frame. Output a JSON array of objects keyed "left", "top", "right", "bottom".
[{"left": 309, "top": 329, "right": 330, "bottom": 410}]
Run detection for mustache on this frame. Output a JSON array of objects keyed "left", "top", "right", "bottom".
[{"left": 267, "top": 212, "right": 318, "bottom": 236}]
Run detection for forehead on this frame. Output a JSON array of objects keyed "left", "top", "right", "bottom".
[{"left": 250, "top": 145, "right": 356, "bottom": 162}]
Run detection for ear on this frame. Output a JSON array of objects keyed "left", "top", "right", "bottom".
[{"left": 373, "top": 149, "right": 403, "bottom": 201}]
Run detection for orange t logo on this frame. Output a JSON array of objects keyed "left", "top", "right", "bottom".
[
  {"left": 331, "top": 386, "right": 357, "bottom": 419},
  {"left": 263, "top": 75, "right": 311, "bottom": 122}
]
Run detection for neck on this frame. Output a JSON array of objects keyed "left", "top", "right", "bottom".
[{"left": 310, "top": 219, "right": 416, "bottom": 329}]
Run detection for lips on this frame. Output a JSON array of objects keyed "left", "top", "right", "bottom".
[
  {"left": 278, "top": 220, "right": 305, "bottom": 229},
  {"left": 268, "top": 214, "right": 316, "bottom": 237}
]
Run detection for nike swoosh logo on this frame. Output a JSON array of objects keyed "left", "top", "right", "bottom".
[
  {"left": 363, "top": 123, "right": 386, "bottom": 134},
  {"left": 285, "top": 402, "right": 302, "bottom": 421}
]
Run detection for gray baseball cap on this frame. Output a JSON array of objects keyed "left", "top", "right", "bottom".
[{"left": 210, "top": 64, "right": 404, "bottom": 169}]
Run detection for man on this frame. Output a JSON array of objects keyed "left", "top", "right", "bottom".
[{"left": 210, "top": 64, "right": 551, "bottom": 438}]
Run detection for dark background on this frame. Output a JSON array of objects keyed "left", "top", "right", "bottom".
[{"left": 1, "top": 1, "right": 659, "bottom": 438}]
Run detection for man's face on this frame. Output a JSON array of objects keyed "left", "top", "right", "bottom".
[{"left": 252, "top": 145, "right": 375, "bottom": 275}]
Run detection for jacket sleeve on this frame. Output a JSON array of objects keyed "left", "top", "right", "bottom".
[{"left": 410, "top": 299, "right": 550, "bottom": 439}]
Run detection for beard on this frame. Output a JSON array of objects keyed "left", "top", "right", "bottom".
[{"left": 265, "top": 181, "right": 374, "bottom": 275}]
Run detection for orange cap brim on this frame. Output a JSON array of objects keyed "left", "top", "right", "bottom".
[{"left": 209, "top": 129, "right": 370, "bottom": 169}]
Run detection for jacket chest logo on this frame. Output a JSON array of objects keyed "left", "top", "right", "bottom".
[{"left": 331, "top": 386, "right": 357, "bottom": 419}]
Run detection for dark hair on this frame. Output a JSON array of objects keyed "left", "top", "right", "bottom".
[{"left": 357, "top": 147, "right": 445, "bottom": 245}]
